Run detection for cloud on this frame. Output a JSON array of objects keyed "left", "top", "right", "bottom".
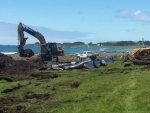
[
  {"left": 0, "top": 22, "right": 92, "bottom": 45},
  {"left": 116, "top": 9, "right": 150, "bottom": 22}
]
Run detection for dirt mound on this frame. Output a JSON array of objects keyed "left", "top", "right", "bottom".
[{"left": 0, "top": 53, "right": 44, "bottom": 75}]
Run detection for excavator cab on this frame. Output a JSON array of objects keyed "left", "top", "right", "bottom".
[
  {"left": 46, "top": 43, "right": 64, "bottom": 56},
  {"left": 46, "top": 43, "right": 57, "bottom": 55},
  {"left": 40, "top": 42, "right": 64, "bottom": 61}
]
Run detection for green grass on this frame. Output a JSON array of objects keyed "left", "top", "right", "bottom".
[{"left": 1, "top": 61, "right": 150, "bottom": 112}]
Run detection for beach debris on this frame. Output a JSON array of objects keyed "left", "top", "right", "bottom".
[{"left": 45, "top": 57, "right": 118, "bottom": 70}]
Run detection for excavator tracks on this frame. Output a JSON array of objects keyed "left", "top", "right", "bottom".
[{"left": 132, "top": 60, "right": 150, "bottom": 65}]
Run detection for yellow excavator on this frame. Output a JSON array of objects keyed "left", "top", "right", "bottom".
[
  {"left": 17, "top": 22, "right": 64, "bottom": 61},
  {"left": 132, "top": 48, "right": 150, "bottom": 60},
  {"left": 130, "top": 47, "right": 150, "bottom": 64},
  {"left": 124, "top": 38, "right": 150, "bottom": 64}
]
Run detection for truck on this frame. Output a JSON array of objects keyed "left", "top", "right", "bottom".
[
  {"left": 17, "top": 22, "right": 64, "bottom": 61},
  {"left": 77, "top": 51, "right": 93, "bottom": 59}
]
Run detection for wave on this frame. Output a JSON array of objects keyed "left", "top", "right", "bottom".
[
  {"left": 1, "top": 52, "right": 17, "bottom": 55},
  {"left": 99, "top": 48, "right": 108, "bottom": 51}
]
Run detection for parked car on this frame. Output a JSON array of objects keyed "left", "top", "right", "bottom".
[{"left": 77, "top": 51, "right": 93, "bottom": 59}]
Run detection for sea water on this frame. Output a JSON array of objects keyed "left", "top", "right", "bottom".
[{"left": 0, "top": 45, "right": 133, "bottom": 55}]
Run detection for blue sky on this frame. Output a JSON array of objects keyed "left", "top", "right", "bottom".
[{"left": 1, "top": 0, "right": 150, "bottom": 45}]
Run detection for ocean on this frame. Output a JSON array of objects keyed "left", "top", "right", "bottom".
[{"left": 0, "top": 45, "right": 133, "bottom": 55}]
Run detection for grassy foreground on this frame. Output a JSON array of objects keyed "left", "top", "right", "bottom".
[{"left": 1, "top": 60, "right": 150, "bottom": 113}]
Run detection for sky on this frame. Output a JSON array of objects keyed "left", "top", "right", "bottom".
[{"left": 0, "top": 0, "right": 150, "bottom": 45}]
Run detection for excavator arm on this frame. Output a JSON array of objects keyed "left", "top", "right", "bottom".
[
  {"left": 18, "top": 22, "right": 46, "bottom": 44},
  {"left": 17, "top": 22, "right": 47, "bottom": 57}
]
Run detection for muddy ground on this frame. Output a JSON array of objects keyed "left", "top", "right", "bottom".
[
  {"left": 0, "top": 53, "right": 45, "bottom": 75},
  {"left": 0, "top": 52, "right": 82, "bottom": 77},
  {"left": 0, "top": 65, "right": 81, "bottom": 113},
  {"left": 0, "top": 52, "right": 130, "bottom": 113}
]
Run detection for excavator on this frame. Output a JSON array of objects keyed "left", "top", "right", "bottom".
[
  {"left": 123, "top": 38, "right": 150, "bottom": 64},
  {"left": 17, "top": 22, "right": 64, "bottom": 61}
]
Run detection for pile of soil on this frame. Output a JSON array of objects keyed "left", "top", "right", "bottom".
[{"left": 0, "top": 53, "right": 44, "bottom": 75}]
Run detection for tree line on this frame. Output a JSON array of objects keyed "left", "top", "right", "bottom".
[
  {"left": 97, "top": 41, "right": 150, "bottom": 46},
  {"left": 33, "top": 40, "right": 150, "bottom": 47},
  {"left": 61, "top": 41, "right": 150, "bottom": 47}
]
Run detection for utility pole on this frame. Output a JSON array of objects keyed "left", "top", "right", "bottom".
[{"left": 142, "top": 37, "right": 145, "bottom": 47}]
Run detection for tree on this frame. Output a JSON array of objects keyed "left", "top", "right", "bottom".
[
  {"left": 73, "top": 41, "right": 85, "bottom": 45},
  {"left": 35, "top": 42, "right": 40, "bottom": 45},
  {"left": 88, "top": 42, "right": 93, "bottom": 45}
]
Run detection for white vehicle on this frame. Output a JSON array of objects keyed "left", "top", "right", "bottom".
[{"left": 77, "top": 51, "right": 93, "bottom": 59}]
